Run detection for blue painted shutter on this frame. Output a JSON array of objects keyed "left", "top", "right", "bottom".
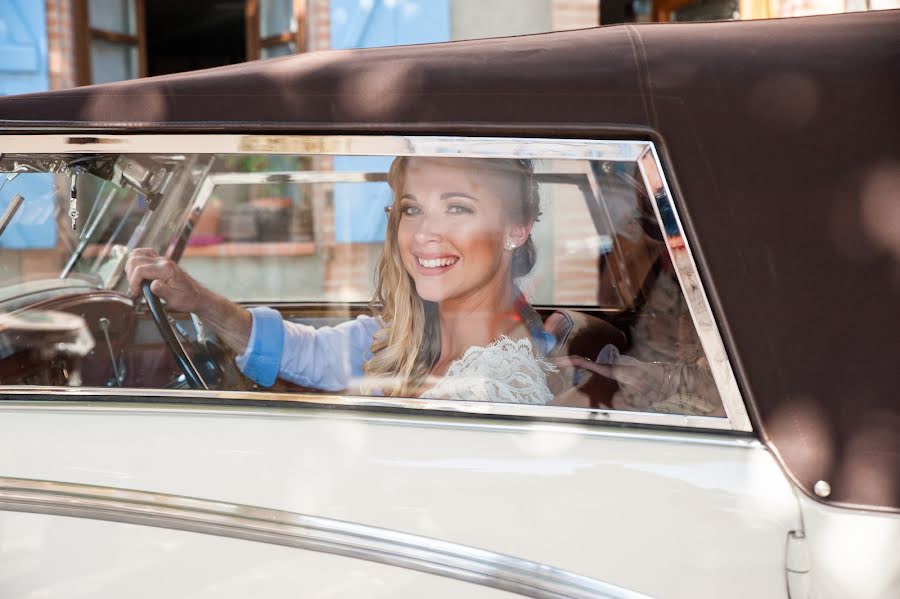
[
  {"left": 0, "top": 2, "right": 54, "bottom": 250},
  {"left": 330, "top": 0, "right": 449, "bottom": 243},
  {"left": 0, "top": 0, "right": 49, "bottom": 95},
  {"left": 0, "top": 174, "right": 57, "bottom": 250},
  {"left": 330, "top": 0, "right": 450, "bottom": 50}
]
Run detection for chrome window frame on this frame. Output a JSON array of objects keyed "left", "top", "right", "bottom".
[{"left": 0, "top": 134, "right": 752, "bottom": 433}]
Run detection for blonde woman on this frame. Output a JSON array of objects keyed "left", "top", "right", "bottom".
[{"left": 125, "top": 157, "right": 556, "bottom": 404}]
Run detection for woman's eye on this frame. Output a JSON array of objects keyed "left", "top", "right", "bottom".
[
  {"left": 400, "top": 205, "right": 422, "bottom": 217},
  {"left": 447, "top": 204, "right": 474, "bottom": 215}
]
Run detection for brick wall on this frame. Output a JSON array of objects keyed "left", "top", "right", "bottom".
[
  {"left": 308, "top": 0, "right": 332, "bottom": 51},
  {"left": 45, "top": 0, "right": 77, "bottom": 90}
]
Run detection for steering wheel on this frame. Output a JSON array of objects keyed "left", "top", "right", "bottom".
[
  {"left": 141, "top": 280, "right": 208, "bottom": 390},
  {"left": 141, "top": 281, "right": 252, "bottom": 392}
]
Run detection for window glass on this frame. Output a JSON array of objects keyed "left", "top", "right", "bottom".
[
  {"left": 0, "top": 146, "right": 726, "bottom": 420},
  {"left": 90, "top": 39, "right": 138, "bottom": 84},
  {"left": 181, "top": 155, "right": 328, "bottom": 302},
  {"left": 65, "top": 174, "right": 150, "bottom": 288},
  {"left": 260, "top": 0, "right": 296, "bottom": 38},
  {"left": 88, "top": 0, "right": 137, "bottom": 34},
  {"left": 0, "top": 174, "right": 57, "bottom": 252},
  {"left": 0, "top": 173, "right": 62, "bottom": 287}
]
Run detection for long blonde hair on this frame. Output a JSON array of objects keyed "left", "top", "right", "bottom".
[{"left": 364, "top": 157, "right": 541, "bottom": 396}]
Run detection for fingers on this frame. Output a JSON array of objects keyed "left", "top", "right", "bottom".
[
  {"left": 127, "top": 247, "right": 159, "bottom": 261},
  {"left": 125, "top": 249, "right": 178, "bottom": 298},
  {"left": 551, "top": 355, "right": 614, "bottom": 377},
  {"left": 124, "top": 248, "right": 158, "bottom": 290},
  {"left": 552, "top": 353, "right": 674, "bottom": 402},
  {"left": 125, "top": 247, "right": 159, "bottom": 277},
  {"left": 149, "top": 278, "right": 169, "bottom": 297}
]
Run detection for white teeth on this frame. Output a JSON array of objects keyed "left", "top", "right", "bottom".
[{"left": 418, "top": 257, "right": 457, "bottom": 268}]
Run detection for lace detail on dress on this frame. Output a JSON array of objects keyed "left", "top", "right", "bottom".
[{"left": 420, "top": 337, "right": 557, "bottom": 405}]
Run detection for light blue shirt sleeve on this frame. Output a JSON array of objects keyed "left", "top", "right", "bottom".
[{"left": 235, "top": 307, "right": 380, "bottom": 390}]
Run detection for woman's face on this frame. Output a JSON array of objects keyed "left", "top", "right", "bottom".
[{"left": 395, "top": 158, "right": 529, "bottom": 305}]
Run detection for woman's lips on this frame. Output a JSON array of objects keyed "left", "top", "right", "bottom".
[{"left": 413, "top": 255, "right": 459, "bottom": 276}]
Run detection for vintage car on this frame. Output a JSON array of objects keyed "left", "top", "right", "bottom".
[{"left": 0, "top": 9, "right": 897, "bottom": 599}]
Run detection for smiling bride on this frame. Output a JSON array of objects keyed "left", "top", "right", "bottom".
[{"left": 125, "top": 156, "right": 557, "bottom": 404}]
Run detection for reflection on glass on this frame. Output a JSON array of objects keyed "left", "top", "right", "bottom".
[
  {"left": 88, "top": 0, "right": 137, "bottom": 34},
  {"left": 90, "top": 40, "right": 138, "bottom": 84},
  {"left": 186, "top": 155, "right": 722, "bottom": 414},
  {"left": 260, "top": 0, "right": 296, "bottom": 37},
  {"left": 0, "top": 174, "right": 57, "bottom": 251},
  {"left": 1, "top": 151, "right": 726, "bottom": 418}
]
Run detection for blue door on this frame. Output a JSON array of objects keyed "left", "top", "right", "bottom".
[
  {"left": 330, "top": 0, "right": 449, "bottom": 243},
  {"left": 0, "top": 0, "right": 49, "bottom": 95}
]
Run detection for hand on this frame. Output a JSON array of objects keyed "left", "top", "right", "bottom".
[
  {"left": 124, "top": 248, "right": 207, "bottom": 314},
  {"left": 551, "top": 353, "right": 678, "bottom": 410}
]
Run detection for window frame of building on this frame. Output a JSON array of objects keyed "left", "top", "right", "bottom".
[
  {"left": 73, "top": 0, "right": 148, "bottom": 85},
  {"left": 245, "top": 0, "right": 308, "bottom": 60}
]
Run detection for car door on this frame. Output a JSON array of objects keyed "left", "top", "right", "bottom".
[{"left": 0, "top": 134, "right": 803, "bottom": 599}]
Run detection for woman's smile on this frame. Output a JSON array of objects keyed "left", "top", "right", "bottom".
[{"left": 414, "top": 253, "right": 460, "bottom": 275}]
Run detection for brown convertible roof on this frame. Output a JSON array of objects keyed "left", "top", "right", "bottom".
[{"left": 1, "top": 11, "right": 898, "bottom": 512}]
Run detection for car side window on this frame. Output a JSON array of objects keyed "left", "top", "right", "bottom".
[{"left": 0, "top": 140, "right": 733, "bottom": 426}]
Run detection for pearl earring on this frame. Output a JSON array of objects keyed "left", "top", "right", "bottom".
[{"left": 505, "top": 240, "right": 517, "bottom": 251}]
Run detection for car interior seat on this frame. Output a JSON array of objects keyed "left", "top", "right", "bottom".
[{"left": 544, "top": 310, "right": 628, "bottom": 408}]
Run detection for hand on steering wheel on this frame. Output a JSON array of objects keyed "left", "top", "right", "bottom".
[
  {"left": 127, "top": 249, "right": 244, "bottom": 391},
  {"left": 141, "top": 280, "right": 207, "bottom": 390}
]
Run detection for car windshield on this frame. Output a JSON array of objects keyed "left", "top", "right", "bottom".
[{"left": 0, "top": 154, "right": 210, "bottom": 291}]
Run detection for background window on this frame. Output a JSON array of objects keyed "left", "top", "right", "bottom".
[
  {"left": 75, "top": 0, "right": 146, "bottom": 84},
  {"left": 246, "top": 0, "right": 307, "bottom": 60}
]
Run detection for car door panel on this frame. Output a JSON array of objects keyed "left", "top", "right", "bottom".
[
  {"left": 0, "top": 511, "right": 520, "bottom": 599},
  {"left": 799, "top": 496, "right": 900, "bottom": 599},
  {"left": 0, "top": 402, "right": 800, "bottom": 598}
]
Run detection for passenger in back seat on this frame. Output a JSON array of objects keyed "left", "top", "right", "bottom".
[
  {"left": 546, "top": 164, "right": 722, "bottom": 415},
  {"left": 565, "top": 222, "right": 723, "bottom": 416}
]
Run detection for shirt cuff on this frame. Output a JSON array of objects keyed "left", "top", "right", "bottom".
[{"left": 235, "top": 307, "right": 285, "bottom": 387}]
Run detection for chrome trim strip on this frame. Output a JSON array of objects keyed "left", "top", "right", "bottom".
[
  {"left": 636, "top": 148, "right": 753, "bottom": 432},
  {"left": 0, "top": 133, "right": 751, "bottom": 433},
  {"left": 0, "top": 386, "right": 734, "bottom": 431},
  {"left": 0, "top": 399, "right": 762, "bottom": 448},
  {"left": 0, "top": 477, "right": 653, "bottom": 599},
  {"left": 0, "top": 134, "right": 648, "bottom": 161},
  {"left": 206, "top": 171, "right": 387, "bottom": 185}
]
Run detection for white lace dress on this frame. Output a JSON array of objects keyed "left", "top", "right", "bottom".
[
  {"left": 237, "top": 311, "right": 556, "bottom": 403},
  {"left": 420, "top": 336, "right": 557, "bottom": 405}
]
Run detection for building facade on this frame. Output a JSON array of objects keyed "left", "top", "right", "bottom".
[
  {"left": 1, "top": 0, "right": 897, "bottom": 301},
  {"left": 7, "top": 0, "right": 897, "bottom": 98}
]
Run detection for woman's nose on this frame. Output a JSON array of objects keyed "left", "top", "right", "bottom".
[{"left": 413, "top": 210, "right": 445, "bottom": 243}]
